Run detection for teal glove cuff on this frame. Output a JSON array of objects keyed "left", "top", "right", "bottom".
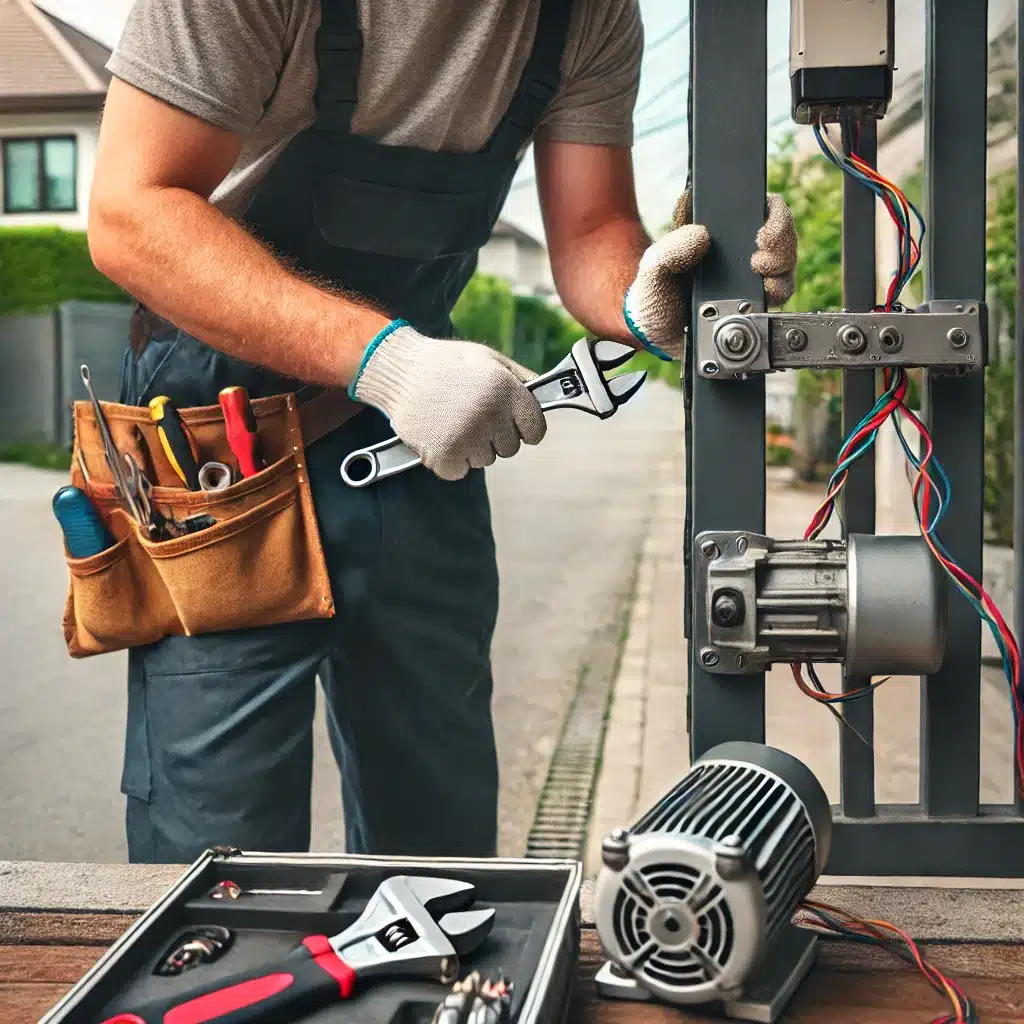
[
  {"left": 622, "top": 298, "right": 673, "bottom": 363},
  {"left": 348, "top": 319, "right": 411, "bottom": 398}
]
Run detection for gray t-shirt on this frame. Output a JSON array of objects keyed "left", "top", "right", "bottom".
[{"left": 108, "top": 0, "right": 644, "bottom": 219}]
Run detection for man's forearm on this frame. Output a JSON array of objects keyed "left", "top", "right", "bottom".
[
  {"left": 89, "top": 187, "right": 391, "bottom": 389},
  {"left": 549, "top": 216, "right": 651, "bottom": 345}
]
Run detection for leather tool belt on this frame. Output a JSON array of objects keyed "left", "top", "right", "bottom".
[{"left": 62, "top": 386, "right": 362, "bottom": 658}]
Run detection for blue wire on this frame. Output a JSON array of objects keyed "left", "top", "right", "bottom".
[
  {"left": 893, "top": 410, "right": 1020, "bottom": 764},
  {"left": 814, "top": 121, "right": 1019, "bottom": 761},
  {"left": 813, "top": 123, "right": 922, "bottom": 305}
]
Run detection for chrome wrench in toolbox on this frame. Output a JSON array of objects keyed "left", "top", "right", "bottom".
[
  {"left": 99, "top": 875, "right": 496, "bottom": 1024},
  {"left": 340, "top": 337, "right": 647, "bottom": 488}
]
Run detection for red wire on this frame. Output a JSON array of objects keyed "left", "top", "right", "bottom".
[
  {"left": 810, "top": 139, "right": 1024, "bottom": 790},
  {"left": 895, "top": 400, "right": 1024, "bottom": 781}
]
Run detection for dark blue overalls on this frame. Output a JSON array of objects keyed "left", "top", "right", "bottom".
[{"left": 118, "top": 0, "right": 572, "bottom": 863}]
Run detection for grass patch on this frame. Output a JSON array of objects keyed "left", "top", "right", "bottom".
[{"left": 0, "top": 441, "right": 72, "bottom": 471}]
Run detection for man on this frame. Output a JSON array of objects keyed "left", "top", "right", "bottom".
[{"left": 88, "top": 0, "right": 797, "bottom": 864}]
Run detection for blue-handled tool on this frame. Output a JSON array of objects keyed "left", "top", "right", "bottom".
[{"left": 53, "top": 486, "right": 115, "bottom": 558}]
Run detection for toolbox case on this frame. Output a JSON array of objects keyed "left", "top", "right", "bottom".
[{"left": 41, "top": 850, "right": 583, "bottom": 1024}]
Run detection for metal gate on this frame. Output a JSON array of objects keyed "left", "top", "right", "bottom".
[{"left": 685, "top": 0, "right": 1024, "bottom": 876}]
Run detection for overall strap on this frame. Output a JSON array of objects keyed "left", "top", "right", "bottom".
[
  {"left": 486, "top": 0, "right": 575, "bottom": 161},
  {"left": 315, "top": 0, "right": 363, "bottom": 132}
]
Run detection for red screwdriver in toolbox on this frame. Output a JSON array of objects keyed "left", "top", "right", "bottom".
[{"left": 219, "top": 386, "right": 264, "bottom": 479}]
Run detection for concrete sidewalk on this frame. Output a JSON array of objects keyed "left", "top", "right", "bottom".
[{"left": 586, "top": 434, "right": 1017, "bottom": 876}]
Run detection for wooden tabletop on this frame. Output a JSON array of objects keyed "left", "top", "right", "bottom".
[{"left": 2, "top": 910, "right": 1022, "bottom": 1024}]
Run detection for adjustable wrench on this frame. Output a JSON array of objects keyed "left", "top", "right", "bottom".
[
  {"left": 100, "top": 876, "right": 495, "bottom": 1024},
  {"left": 340, "top": 337, "right": 647, "bottom": 487}
]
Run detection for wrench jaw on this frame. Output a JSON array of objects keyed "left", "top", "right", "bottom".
[
  {"left": 591, "top": 338, "right": 637, "bottom": 371},
  {"left": 528, "top": 337, "right": 648, "bottom": 418},
  {"left": 606, "top": 369, "right": 648, "bottom": 408},
  {"left": 329, "top": 876, "right": 494, "bottom": 984}
]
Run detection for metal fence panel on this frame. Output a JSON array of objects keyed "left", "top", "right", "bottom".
[
  {"left": 0, "top": 313, "right": 58, "bottom": 446},
  {"left": 58, "top": 301, "right": 132, "bottom": 447},
  {"left": 686, "top": 0, "right": 1024, "bottom": 875}
]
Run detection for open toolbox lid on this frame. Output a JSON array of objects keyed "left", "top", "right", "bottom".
[{"left": 41, "top": 849, "right": 584, "bottom": 1024}]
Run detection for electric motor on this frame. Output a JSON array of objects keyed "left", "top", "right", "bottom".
[
  {"left": 594, "top": 742, "right": 831, "bottom": 1016},
  {"left": 694, "top": 532, "right": 946, "bottom": 677}
]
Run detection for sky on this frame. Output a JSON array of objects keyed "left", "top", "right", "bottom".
[{"left": 33, "top": 0, "right": 1015, "bottom": 240}]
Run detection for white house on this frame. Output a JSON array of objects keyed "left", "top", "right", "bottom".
[
  {"left": 0, "top": 0, "right": 108, "bottom": 230},
  {"left": 477, "top": 219, "right": 557, "bottom": 300},
  {"left": 1, "top": 0, "right": 557, "bottom": 299}
]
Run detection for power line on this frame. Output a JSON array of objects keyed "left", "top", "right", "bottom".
[
  {"left": 645, "top": 14, "right": 689, "bottom": 53},
  {"left": 635, "top": 72, "right": 688, "bottom": 116}
]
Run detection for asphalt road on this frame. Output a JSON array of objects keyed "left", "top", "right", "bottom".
[{"left": 0, "top": 378, "right": 684, "bottom": 862}]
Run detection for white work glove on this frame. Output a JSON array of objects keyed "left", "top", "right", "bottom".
[
  {"left": 624, "top": 191, "right": 799, "bottom": 361},
  {"left": 350, "top": 321, "right": 546, "bottom": 482}
]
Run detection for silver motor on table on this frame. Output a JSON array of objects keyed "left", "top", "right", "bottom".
[{"left": 593, "top": 742, "right": 832, "bottom": 1023}]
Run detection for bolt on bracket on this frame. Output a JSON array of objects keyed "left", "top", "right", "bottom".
[{"left": 696, "top": 299, "right": 987, "bottom": 378}]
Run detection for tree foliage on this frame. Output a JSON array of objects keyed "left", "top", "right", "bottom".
[
  {"left": 987, "top": 170, "right": 1017, "bottom": 338},
  {"left": 768, "top": 133, "right": 844, "bottom": 315},
  {"left": 768, "top": 135, "right": 844, "bottom": 474},
  {"left": 984, "top": 171, "right": 1017, "bottom": 545}
]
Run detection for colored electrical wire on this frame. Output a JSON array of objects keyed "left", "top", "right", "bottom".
[
  {"left": 794, "top": 123, "right": 1024, "bottom": 789},
  {"left": 814, "top": 118, "right": 925, "bottom": 312},
  {"left": 888, "top": 391, "right": 1024, "bottom": 785},
  {"left": 795, "top": 900, "right": 976, "bottom": 1024},
  {"left": 792, "top": 663, "right": 888, "bottom": 705},
  {"left": 804, "top": 368, "right": 908, "bottom": 540}
]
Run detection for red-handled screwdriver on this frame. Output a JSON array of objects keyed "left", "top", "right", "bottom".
[{"left": 219, "top": 386, "right": 264, "bottom": 478}]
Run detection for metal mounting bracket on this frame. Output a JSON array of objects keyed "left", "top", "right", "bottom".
[{"left": 695, "top": 299, "right": 986, "bottom": 378}]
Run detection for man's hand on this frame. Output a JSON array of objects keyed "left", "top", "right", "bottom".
[
  {"left": 623, "top": 191, "right": 799, "bottom": 361},
  {"left": 351, "top": 324, "right": 547, "bottom": 481}
]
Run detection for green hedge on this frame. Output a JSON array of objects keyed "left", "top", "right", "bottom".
[
  {"left": 451, "top": 274, "right": 516, "bottom": 355},
  {"left": 0, "top": 227, "right": 125, "bottom": 315},
  {"left": 452, "top": 271, "right": 679, "bottom": 388}
]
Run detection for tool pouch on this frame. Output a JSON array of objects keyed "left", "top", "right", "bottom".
[{"left": 62, "top": 389, "right": 360, "bottom": 658}]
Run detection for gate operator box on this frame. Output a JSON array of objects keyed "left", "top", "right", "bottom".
[{"left": 790, "top": 0, "right": 895, "bottom": 124}]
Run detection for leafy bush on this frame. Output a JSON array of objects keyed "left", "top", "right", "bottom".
[
  {"left": 451, "top": 273, "right": 516, "bottom": 354},
  {"left": 985, "top": 357, "right": 1014, "bottom": 545},
  {"left": 0, "top": 441, "right": 72, "bottom": 470},
  {"left": 511, "top": 294, "right": 572, "bottom": 372},
  {"left": 0, "top": 227, "right": 125, "bottom": 315},
  {"left": 988, "top": 170, "right": 1017, "bottom": 339},
  {"left": 984, "top": 171, "right": 1017, "bottom": 545}
]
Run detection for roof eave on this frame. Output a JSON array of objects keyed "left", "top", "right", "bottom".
[{"left": 0, "top": 92, "right": 106, "bottom": 114}]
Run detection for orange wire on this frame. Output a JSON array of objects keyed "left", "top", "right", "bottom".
[
  {"left": 800, "top": 900, "right": 967, "bottom": 1023},
  {"left": 790, "top": 663, "right": 881, "bottom": 702}
]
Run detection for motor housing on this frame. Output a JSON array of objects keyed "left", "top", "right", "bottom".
[
  {"left": 594, "top": 742, "right": 831, "bottom": 1021},
  {"left": 693, "top": 532, "right": 946, "bottom": 677}
]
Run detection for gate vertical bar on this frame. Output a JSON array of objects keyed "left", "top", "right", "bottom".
[
  {"left": 688, "top": 0, "right": 767, "bottom": 757},
  {"left": 838, "top": 120, "right": 878, "bottom": 818},
  {"left": 920, "top": 0, "right": 987, "bottom": 816}
]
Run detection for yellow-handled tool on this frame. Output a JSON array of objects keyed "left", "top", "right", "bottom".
[{"left": 149, "top": 396, "right": 201, "bottom": 490}]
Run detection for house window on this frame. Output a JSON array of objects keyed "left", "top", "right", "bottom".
[{"left": 2, "top": 136, "right": 77, "bottom": 214}]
